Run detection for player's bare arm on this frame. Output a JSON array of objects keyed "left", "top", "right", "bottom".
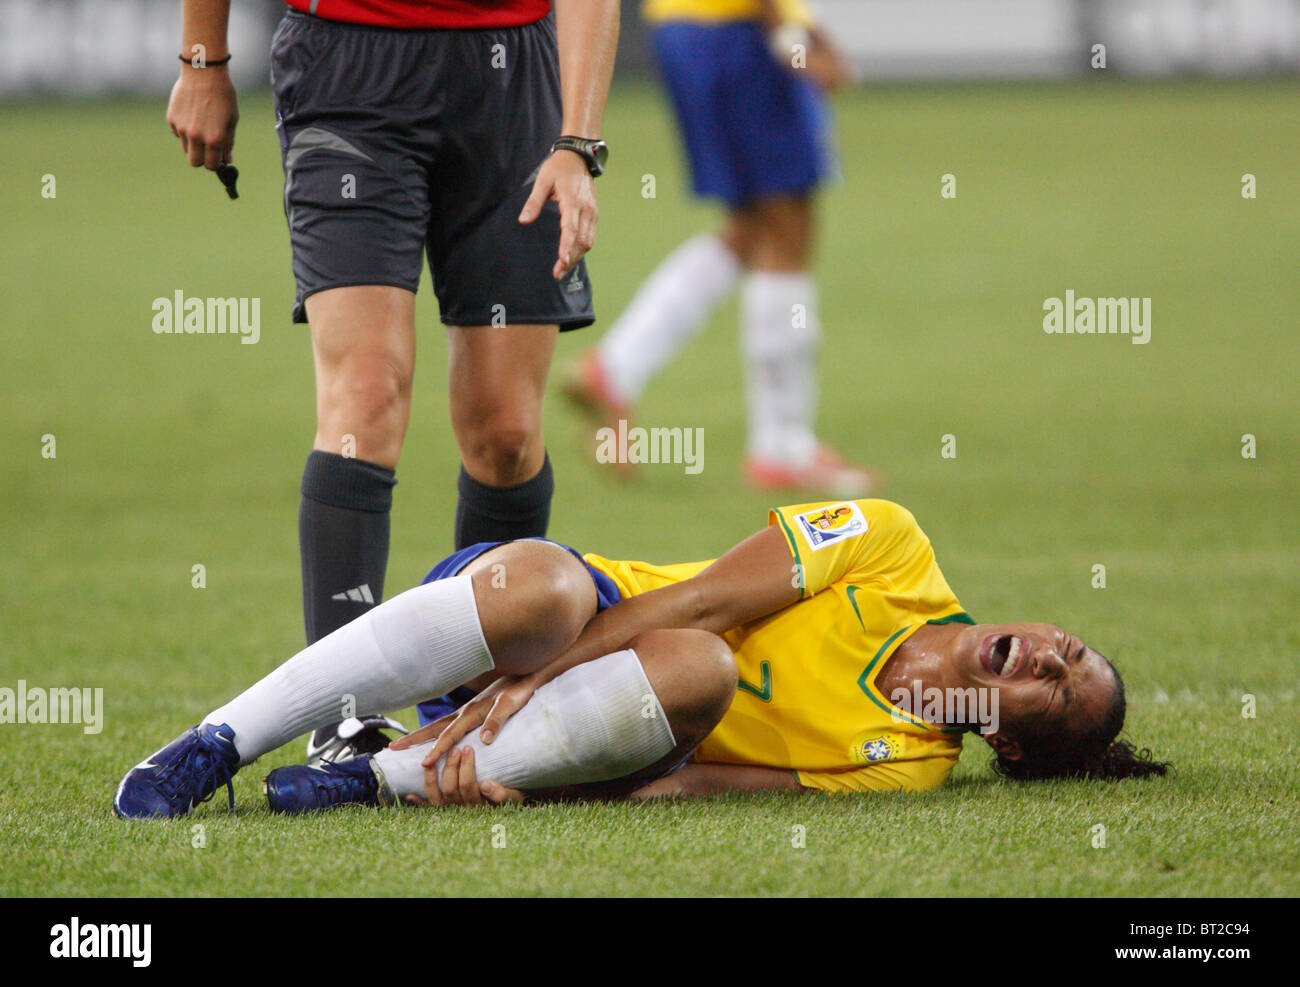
[
  {"left": 417, "top": 752, "right": 802, "bottom": 808},
  {"left": 519, "top": 0, "right": 620, "bottom": 279},
  {"left": 538, "top": 524, "right": 803, "bottom": 672},
  {"left": 168, "top": 0, "right": 238, "bottom": 171},
  {"left": 758, "top": 0, "right": 857, "bottom": 92},
  {"left": 394, "top": 524, "right": 801, "bottom": 765},
  {"left": 631, "top": 762, "right": 803, "bottom": 799}
]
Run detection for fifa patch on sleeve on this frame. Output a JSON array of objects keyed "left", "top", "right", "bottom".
[{"left": 792, "top": 502, "right": 868, "bottom": 551}]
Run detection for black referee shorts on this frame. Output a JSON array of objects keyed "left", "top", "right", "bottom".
[{"left": 270, "top": 8, "right": 595, "bottom": 329}]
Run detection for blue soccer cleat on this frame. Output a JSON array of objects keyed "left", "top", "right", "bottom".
[
  {"left": 264, "top": 756, "right": 393, "bottom": 814},
  {"left": 113, "top": 722, "right": 241, "bottom": 819}
]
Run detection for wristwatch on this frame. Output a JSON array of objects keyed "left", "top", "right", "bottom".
[{"left": 551, "top": 136, "right": 609, "bottom": 178}]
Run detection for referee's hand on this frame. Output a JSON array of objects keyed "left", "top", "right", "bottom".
[
  {"left": 167, "top": 63, "right": 239, "bottom": 172},
  {"left": 519, "top": 149, "right": 598, "bottom": 280}
]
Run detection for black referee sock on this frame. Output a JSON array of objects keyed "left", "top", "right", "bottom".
[
  {"left": 454, "top": 453, "right": 554, "bottom": 550},
  {"left": 299, "top": 451, "right": 397, "bottom": 645}
]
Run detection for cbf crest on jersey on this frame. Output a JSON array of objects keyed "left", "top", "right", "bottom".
[
  {"left": 794, "top": 502, "right": 868, "bottom": 551},
  {"left": 851, "top": 732, "right": 902, "bottom": 764}
]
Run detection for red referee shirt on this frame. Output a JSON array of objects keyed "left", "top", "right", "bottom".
[{"left": 284, "top": 0, "right": 552, "bottom": 29}]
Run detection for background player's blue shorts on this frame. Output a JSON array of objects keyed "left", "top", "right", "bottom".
[
  {"left": 415, "top": 538, "right": 622, "bottom": 726},
  {"left": 652, "top": 20, "right": 836, "bottom": 207}
]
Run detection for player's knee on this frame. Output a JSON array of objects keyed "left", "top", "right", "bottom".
[
  {"left": 675, "top": 633, "right": 736, "bottom": 747},
  {"left": 458, "top": 417, "right": 538, "bottom": 483},
  {"left": 520, "top": 548, "right": 595, "bottom": 643},
  {"left": 722, "top": 213, "right": 755, "bottom": 265},
  {"left": 317, "top": 360, "right": 411, "bottom": 455},
  {"left": 696, "top": 634, "right": 739, "bottom": 720},
  {"left": 341, "top": 363, "right": 410, "bottom": 426},
  {"left": 631, "top": 629, "right": 736, "bottom": 742},
  {"left": 748, "top": 197, "right": 813, "bottom": 269},
  {"left": 469, "top": 543, "right": 595, "bottom": 671}
]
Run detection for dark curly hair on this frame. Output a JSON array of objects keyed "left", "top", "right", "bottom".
[{"left": 991, "top": 658, "right": 1171, "bottom": 781}]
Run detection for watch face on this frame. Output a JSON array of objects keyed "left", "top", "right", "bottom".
[{"left": 590, "top": 141, "right": 609, "bottom": 170}]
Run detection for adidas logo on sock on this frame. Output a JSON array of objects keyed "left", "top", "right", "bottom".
[{"left": 332, "top": 584, "right": 374, "bottom": 604}]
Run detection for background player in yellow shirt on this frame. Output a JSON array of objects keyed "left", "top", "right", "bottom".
[{"left": 115, "top": 499, "right": 1168, "bottom": 819}]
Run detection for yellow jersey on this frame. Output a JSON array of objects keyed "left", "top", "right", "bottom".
[
  {"left": 643, "top": 0, "right": 813, "bottom": 27},
  {"left": 584, "top": 500, "right": 972, "bottom": 793}
]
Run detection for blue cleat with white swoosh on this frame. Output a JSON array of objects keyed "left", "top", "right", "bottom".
[{"left": 113, "top": 722, "right": 241, "bottom": 819}]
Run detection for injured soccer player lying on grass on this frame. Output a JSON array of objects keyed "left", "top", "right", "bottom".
[{"left": 113, "top": 499, "right": 1169, "bottom": 819}]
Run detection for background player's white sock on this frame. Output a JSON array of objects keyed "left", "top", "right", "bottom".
[
  {"left": 598, "top": 233, "right": 741, "bottom": 403},
  {"left": 204, "top": 575, "right": 492, "bottom": 765},
  {"left": 371, "top": 648, "right": 676, "bottom": 797},
  {"left": 741, "top": 270, "right": 820, "bottom": 466}
]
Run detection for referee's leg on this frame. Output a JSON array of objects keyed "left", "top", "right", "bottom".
[
  {"left": 299, "top": 285, "right": 415, "bottom": 645},
  {"left": 447, "top": 323, "right": 558, "bottom": 551}
]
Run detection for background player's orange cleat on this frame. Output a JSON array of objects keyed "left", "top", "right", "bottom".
[
  {"left": 562, "top": 350, "right": 638, "bottom": 476},
  {"left": 561, "top": 350, "right": 632, "bottom": 425},
  {"left": 744, "top": 444, "right": 879, "bottom": 499}
]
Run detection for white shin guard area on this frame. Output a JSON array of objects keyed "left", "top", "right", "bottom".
[{"left": 372, "top": 648, "right": 677, "bottom": 798}]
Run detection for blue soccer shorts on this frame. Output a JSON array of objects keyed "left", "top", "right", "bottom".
[{"left": 651, "top": 20, "right": 836, "bottom": 207}]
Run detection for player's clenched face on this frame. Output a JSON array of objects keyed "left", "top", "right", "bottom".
[{"left": 948, "top": 622, "right": 1118, "bottom": 753}]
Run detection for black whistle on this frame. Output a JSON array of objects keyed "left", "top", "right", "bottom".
[{"left": 217, "top": 163, "right": 239, "bottom": 200}]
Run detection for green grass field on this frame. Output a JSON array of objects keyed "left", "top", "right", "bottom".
[{"left": 1, "top": 79, "right": 1297, "bottom": 897}]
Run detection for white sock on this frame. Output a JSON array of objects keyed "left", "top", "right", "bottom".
[
  {"left": 204, "top": 575, "right": 492, "bottom": 765},
  {"left": 741, "top": 271, "right": 820, "bottom": 465},
  {"left": 371, "top": 648, "right": 676, "bottom": 797},
  {"left": 598, "top": 233, "right": 741, "bottom": 403}
]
